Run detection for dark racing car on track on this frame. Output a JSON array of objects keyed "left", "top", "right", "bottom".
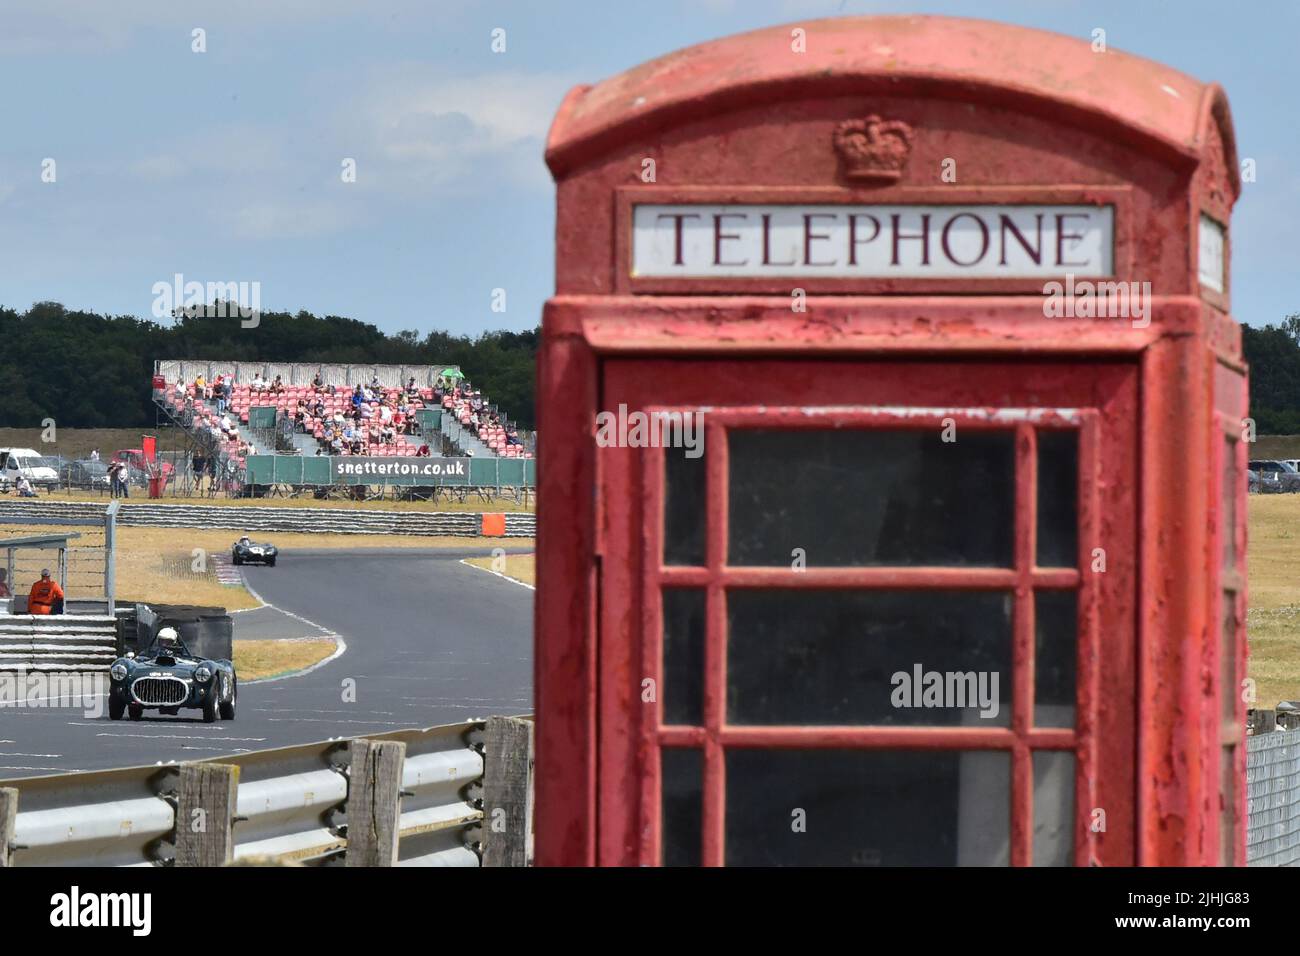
[
  {"left": 232, "top": 535, "right": 278, "bottom": 566},
  {"left": 108, "top": 627, "right": 237, "bottom": 723}
]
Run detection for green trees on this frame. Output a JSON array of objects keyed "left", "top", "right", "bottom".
[
  {"left": 1242, "top": 315, "right": 1300, "bottom": 435},
  {"left": 0, "top": 303, "right": 538, "bottom": 429}
]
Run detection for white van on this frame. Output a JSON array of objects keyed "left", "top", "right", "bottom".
[{"left": 0, "top": 448, "right": 60, "bottom": 490}]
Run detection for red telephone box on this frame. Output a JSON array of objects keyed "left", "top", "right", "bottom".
[{"left": 536, "top": 15, "right": 1245, "bottom": 866}]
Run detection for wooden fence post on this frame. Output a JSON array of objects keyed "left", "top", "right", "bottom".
[
  {"left": 482, "top": 716, "right": 535, "bottom": 867},
  {"left": 176, "top": 763, "right": 240, "bottom": 866},
  {"left": 347, "top": 739, "right": 406, "bottom": 867},
  {"left": 0, "top": 788, "right": 17, "bottom": 868}
]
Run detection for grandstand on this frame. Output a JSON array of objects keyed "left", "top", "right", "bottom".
[{"left": 152, "top": 361, "right": 531, "bottom": 491}]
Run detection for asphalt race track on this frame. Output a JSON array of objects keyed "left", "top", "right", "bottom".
[{"left": 0, "top": 546, "right": 534, "bottom": 779}]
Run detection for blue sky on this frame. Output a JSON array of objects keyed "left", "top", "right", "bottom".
[{"left": 0, "top": 0, "right": 1295, "bottom": 335}]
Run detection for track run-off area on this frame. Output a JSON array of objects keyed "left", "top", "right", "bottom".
[{"left": 0, "top": 546, "right": 534, "bottom": 778}]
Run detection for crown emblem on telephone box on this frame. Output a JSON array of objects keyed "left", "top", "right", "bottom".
[{"left": 833, "top": 115, "right": 914, "bottom": 184}]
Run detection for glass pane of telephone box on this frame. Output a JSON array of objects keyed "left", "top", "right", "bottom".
[
  {"left": 1034, "top": 590, "right": 1077, "bottom": 728},
  {"left": 728, "top": 429, "right": 1014, "bottom": 567},
  {"left": 663, "top": 446, "right": 706, "bottom": 566},
  {"left": 724, "top": 749, "right": 1010, "bottom": 866},
  {"left": 660, "top": 748, "right": 703, "bottom": 867},
  {"left": 1036, "top": 430, "right": 1078, "bottom": 568},
  {"left": 662, "top": 588, "right": 705, "bottom": 725},
  {"left": 1032, "top": 751, "right": 1076, "bottom": 866},
  {"left": 727, "top": 589, "right": 1012, "bottom": 726}
]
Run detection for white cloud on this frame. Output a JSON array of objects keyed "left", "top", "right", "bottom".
[{"left": 338, "top": 65, "right": 576, "bottom": 194}]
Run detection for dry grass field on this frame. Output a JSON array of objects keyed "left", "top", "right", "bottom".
[
  {"left": 235, "top": 638, "right": 338, "bottom": 681},
  {"left": 463, "top": 552, "right": 536, "bottom": 586},
  {"left": 1247, "top": 494, "right": 1300, "bottom": 708},
  {"left": 0, "top": 427, "right": 145, "bottom": 461}
]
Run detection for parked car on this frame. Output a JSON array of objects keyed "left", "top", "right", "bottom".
[
  {"left": 232, "top": 535, "right": 278, "bottom": 566},
  {"left": 1249, "top": 460, "right": 1300, "bottom": 492},
  {"left": 59, "top": 458, "right": 111, "bottom": 491},
  {"left": 107, "top": 626, "right": 237, "bottom": 723},
  {"left": 0, "top": 447, "right": 60, "bottom": 492}
]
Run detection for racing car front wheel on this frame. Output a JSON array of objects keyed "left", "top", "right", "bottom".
[
  {"left": 202, "top": 687, "right": 220, "bottom": 723},
  {"left": 219, "top": 676, "right": 237, "bottom": 721}
]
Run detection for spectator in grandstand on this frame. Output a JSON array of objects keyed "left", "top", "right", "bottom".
[
  {"left": 506, "top": 430, "right": 521, "bottom": 447},
  {"left": 214, "top": 375, "right": 228, "bottom": 413},
  {"left": 381, "top": 423, "right": 396, "bottom": 444},
  {"left": 270, "top": 374, "right": 286, "bottom": 395},
  {"left": 195, "top": 373, "right": 207, "bottom": 398},
  {"left": 312, "top": 370, "right": 325, "bottom": 392},
  {"left": 0, "top": 568, "right": 10, "bottom": 599},
  {"left": 312, "top": 397, "right": 325, "bottom": 418},
  {"left": 351, "top": 385, "right": 364, "bottom": 410},
  {"left": 16, "top": 475, "right": 37, "bottom": 497},
  {"left": 250, "top": 372, "right": 267, "bottom": 393},
  {"left": 329, "top": 433, "right": 344, "bottom": 454},
  {"left": 416, "top": 443, "right": 431, "bottom": 457},
  {"left": 89, "top": 448, "right": 100, "bottom": 461},
  {"left": 27, "top": 569, "right": 63, "bottom": 616}
]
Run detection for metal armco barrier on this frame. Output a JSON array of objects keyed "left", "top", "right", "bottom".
[
  {"left": 0, "top": 716, "right": 535, "bottom": 867},
  {"left": 0, "top": 500, "right": 536, "bottom": 538},
  {"left": 1247, "top": 728, "right": 1300, "bottom": 866},
  {"left": 0, "top": 614, "right": 119, "bottom": 672}
]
